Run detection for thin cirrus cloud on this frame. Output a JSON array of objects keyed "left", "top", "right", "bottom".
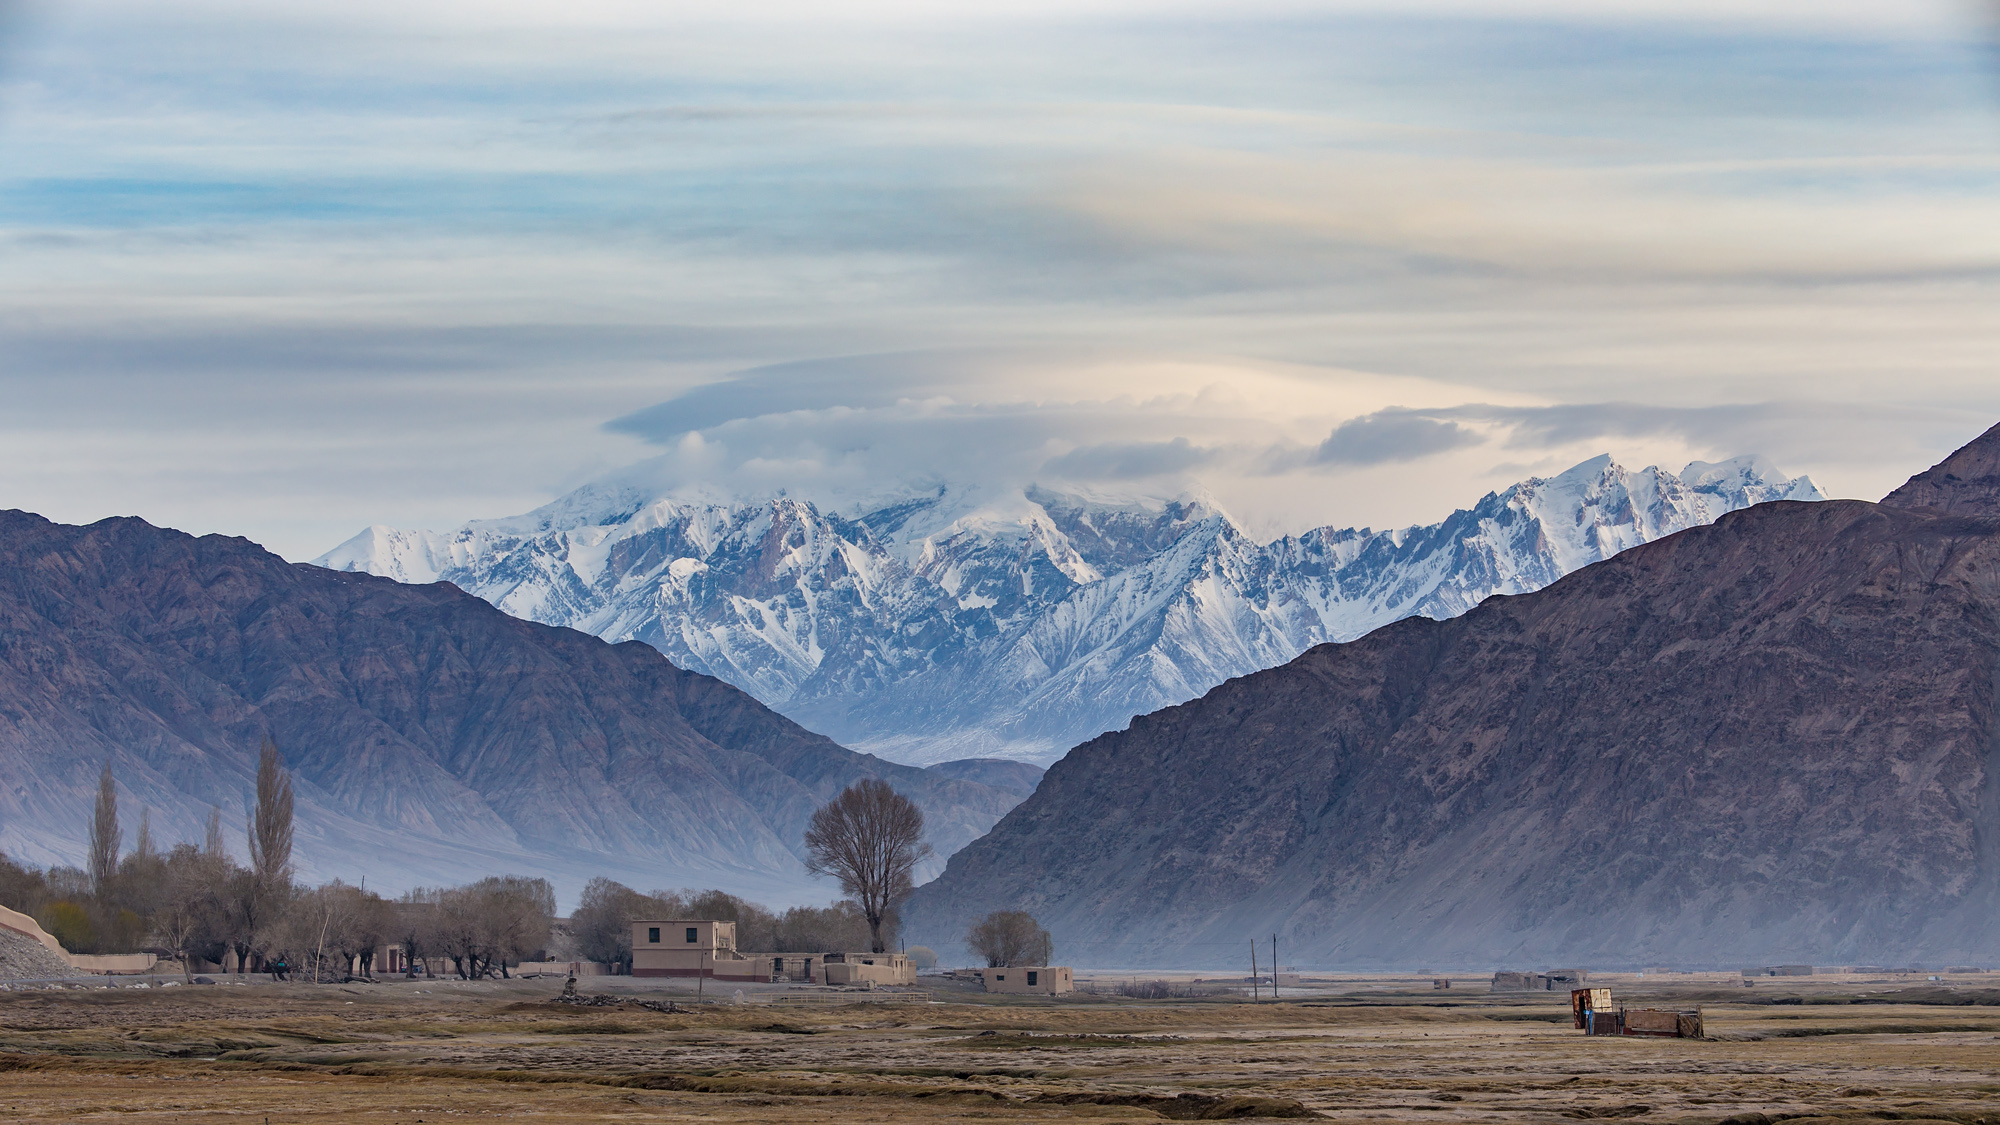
[{"left": 0, "top": 2, "right": 1997, "bottom": 555}]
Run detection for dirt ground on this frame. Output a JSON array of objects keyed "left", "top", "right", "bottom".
[{"left": 0, "top": 973, "right": 1995, "bottom": 1124}]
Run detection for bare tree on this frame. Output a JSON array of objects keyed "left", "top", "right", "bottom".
[
  {"left": 203, "top": 807, "right": 226, "bottom": 858},
  {"left": 155, "top": 843, "right": 226, "bottom": 982},
  {"left": 87, "top": 763, "right": 120, "bottom": 900},
  {"left": 247, "top": 739, "right": 294, "bottom": 892},
  {"left": 114, "top": 825, "right": 170, "bottom": 922},
  {"left": 571, "top": 878, "right": 674, "bottom": 971},
  {"left": 350, "top": 890, "right": 392, "bottom": 977},
  {"left": 471, "top": 875, "right": 553, "bottom": 977},
  {"left": 410, "top": 877, "right": 552, "bottom": 979},
  {"left": 221, "top": 863, "right": 284, "bottom": 974},
  {"left": 966, "top": 910, "right": 1052, "bottom": 968},
  {"left": 0, "top": 853, "right": 51, "bottom": 918},
  {"left": 773, "top": 900, "right": 875, "bottom": 953},
  {"left": 802, "top": 779, "right": 931, "bottom": 953},
  {"left": 394, "top": 891, "right": 439, "bottom": 976},
  {"left": 680, "top": 888, "right": 777, "bottom": 951},
  {"left": 288, "top": 881, "right": 367, "bottom": 982}
]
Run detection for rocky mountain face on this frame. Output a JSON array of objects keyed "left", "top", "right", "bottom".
[
  {"left": 900, "top": 424, "right": 2000, "bottom": 969},
  {"left": 0, "top": 511, "right": 1024, "bottom": 904},
  {"left": 1883, "top": 425, "right": 2000, "bottom": 514},
  {"left": 319, "top": 455, "right": 1823, "bottom": 766}
]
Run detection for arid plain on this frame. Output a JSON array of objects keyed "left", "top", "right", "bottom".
[{"left": 0, "top": 974, "right": 1994, "bottom": 1124}]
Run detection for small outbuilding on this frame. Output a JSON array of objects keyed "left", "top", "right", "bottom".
[{"left": 822, "top": 951, "right": 916, "bottom": 987}]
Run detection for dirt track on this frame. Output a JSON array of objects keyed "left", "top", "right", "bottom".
[{"left": 0, "top": 975, "right": 1996, "bottom": 1123}]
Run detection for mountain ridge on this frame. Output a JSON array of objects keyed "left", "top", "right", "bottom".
[{"left": 320, "top": 454, "right": 1823, "bottom": 765}]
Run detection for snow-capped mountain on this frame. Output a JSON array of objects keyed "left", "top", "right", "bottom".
[{"left": 316, "top": 455, "right": 1824, "bottom": 765}]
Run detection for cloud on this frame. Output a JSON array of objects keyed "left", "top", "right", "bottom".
[
  {"left": 1041, "top": 437, "right": 1215, "bottom": 480},
  {"left": 1311, "top": 409, "right": 1484, "bottom": 466},
  {"left": 1343, "top": 400, "right": 1995, "bottom": 502},
  {"left": 1422, "top": 400, "right": 1977, "bottom": 471},
  {"left": 607, "top": 352, "right": 1004, "bottom": 440},
  {"left": 578, "top": 349, "right": 1560, "bottom": 530}
]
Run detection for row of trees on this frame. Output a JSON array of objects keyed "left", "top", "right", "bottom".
[
  {"left": 2, "top": 744, "right": 296, "bottom": 961},
  {"left": 1, "top": 848, "right": 557, "bottom": 982},
  {"left": 2, "top": 745, "right": 559, "bottom": 980},
  {"left": 4, "top": 751, "right": 1052, "bottom": 978}
]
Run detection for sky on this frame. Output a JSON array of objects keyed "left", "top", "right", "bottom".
[{"left": 3, "top": 1, "right": 1999, "bottom": 557}]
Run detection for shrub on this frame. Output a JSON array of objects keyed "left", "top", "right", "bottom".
[{"left": 39, "top": 900, "right": 97, "bottom": 954}]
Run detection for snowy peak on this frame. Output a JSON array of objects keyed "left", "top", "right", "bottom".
[
  {"left": 317, "top": 525, "right": 455, "bottom": 585},
  {"left": 317, "top": 454, "right": 1824, "bottom": 765},
  {"left": 1684, "top": 455, "right": 1825, "bottom": 508}
]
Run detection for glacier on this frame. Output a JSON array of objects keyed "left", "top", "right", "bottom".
[{"left": 316, "top": 454, "right": 1824, "bottom": 766}]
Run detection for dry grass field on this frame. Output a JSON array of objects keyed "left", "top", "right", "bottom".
[{"left": 0, "top": 974, "right": 1995, "bottom": 1124}]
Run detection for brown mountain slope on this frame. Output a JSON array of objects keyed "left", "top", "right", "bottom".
[
  {"left": 904, "top": 428, "right": 2000, "bottom": 967},
  {"left": 0, "top": 511, "right": 1022, "bottom": 900},
  {"left": 1883, "top": 420, "right": 2000, "bottom": 515}
]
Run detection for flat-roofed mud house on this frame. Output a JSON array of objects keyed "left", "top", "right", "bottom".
[
  {"left": 821, "top": 951, "right": 915, "bottom": 986},
  {"left": 629, "top": 920, "right": 915, "bottom": 985},
  {"left": 1491, "top": 969, "right": 1587, "bottom": 992},
  {"left": 978, "top": 966, "right": 1073, "bottom": 995}
]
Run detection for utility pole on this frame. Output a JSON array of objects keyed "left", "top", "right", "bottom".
[
  {"left": 698, "top": 949, "right": 707, "bottom": 1002},
  {"left": 1271, "top": 935, "right": 1279, "bottom": 1001},
  {"left": 1250, "top": 940, "right": 1260, "bottom": 1001}
]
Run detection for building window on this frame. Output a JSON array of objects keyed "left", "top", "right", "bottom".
[
  {"left": 995, "top": 974, "right": 1004, "bottom": 981},
  {"left": 1028, "top": 971, "right": 1038, "bottom": 986},
  {"left": 686, "top": 927, "right": 698, "bottom": 943},
  {"left": 647, "top": 927, "right": 660, "bottom": 944}
]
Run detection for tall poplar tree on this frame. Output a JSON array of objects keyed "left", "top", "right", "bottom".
[
  {"left": 247, "top": 740, "right": 294, "bottom": 891},
  {"left": 87, "top": 763, "right": 120, "bottom": 899},
  {"left": 204, "top": 806, "right": 226, "bottom": 858}
]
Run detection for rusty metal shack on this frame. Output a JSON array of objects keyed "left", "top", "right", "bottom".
[
  {"left": 1570, "top": 987, "right": 1613, "bottom": 1030},
  {"left": 1571, "top": 988, "right": 1703, "bottom": 1038}
]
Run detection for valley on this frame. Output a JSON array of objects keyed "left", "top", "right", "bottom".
[{"left": 0, "top": 976, "right": 1995, "bottom": 1123}]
